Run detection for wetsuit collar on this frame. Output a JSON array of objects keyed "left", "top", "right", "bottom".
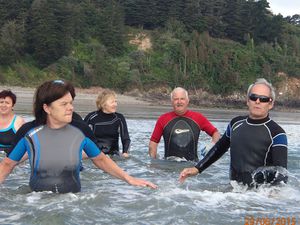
[
  {"left": 46, "top": 123, "right": 68, "bottom": 130},
  {"left": 246, "top": 115, "right": 270, "bottom": 124},
  {"left": 99, "top": 110, "right": 115, "bottom": 117}
]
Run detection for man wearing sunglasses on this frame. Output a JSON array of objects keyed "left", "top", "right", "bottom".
[{"left": 179, "top": 78, "right": 288, "bottom": 187}]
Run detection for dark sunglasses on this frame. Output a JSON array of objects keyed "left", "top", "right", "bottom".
[{"left": 249, "top": 93, "right": 272, "bottom": 103}]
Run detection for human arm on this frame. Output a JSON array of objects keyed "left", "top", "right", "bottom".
[
  {"left": 81, "top": 126, "right": 157, "bottom": 189},
  {"left": 91, "top": 152, "right": 157, "bottom": 189},
  {"left": 82, "top": 151, "right": 89, "bottom": 160},
  {"left": 7, "top": 123, "right": 30, "bottom": 163},
  {"left": 179, "top": 167, "right": 199, "bottom": 183},
  {"left": 0, "top": 157, "right": 18, "bottom": 183},
  {"left": 83, "top": 112, "right": 92, "bottom": 123},
  {"left": 17, "top": 152, "right": 28, "bottom": 164},
  {"left": 179, "top": 133, "right": 230, "bottom": 183},
  {"left": 149, "top": 117, "right": 164, "bottom": 159},
  {"left": 202, "top": 130, "right": 221, "bottom": 156},
  {"left": 122, "top": 152, "right": 129, "bottom": 158},
  {"left": 119, "top": 113, "right": 130, "bottom": 157},
  {"left": 271, "top": 132, "right": 288, "bottom": 168},
  {"left": 211, "top": 130, "right": 220, "bottom": 143},
  {"left": 149, "top": 140, "right": 158, "bottom": 158},
  {"left": 3, "top": 117, "right": 26, "bottom": 157},
  {"left": 253, "top": 130, "right": 288, "bottom": 185},
  {"left": 196, "top": 112, "right": 220, "bottom": 144}
]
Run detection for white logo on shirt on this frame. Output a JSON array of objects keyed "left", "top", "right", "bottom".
[
  {"left": 174, "top": 129, "right": 190, "bottom": 134},
  {"left": 28, "top": 126, "right": 44, "bottom": 137}
]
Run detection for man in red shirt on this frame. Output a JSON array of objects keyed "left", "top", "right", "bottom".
[{"left": 149, "top": 87, "right": 220, "bottom": 161}]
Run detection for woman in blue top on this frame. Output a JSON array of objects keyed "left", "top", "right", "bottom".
[
  {"left": 0, "top": 80, "right": 157, "bottom": 193},
  {"left": 0, "top": 90, "right": 25, "bottom": 155}
]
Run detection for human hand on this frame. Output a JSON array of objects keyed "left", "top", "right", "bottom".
[
  {"left": 179, "top": 167, "right": 199, "bottom": 183},
  {"left": 127, "top": 177, "right": 158, "bottom": 189},
  {"left": 122, "top": 152, "right": 129, "bottom": 158}
]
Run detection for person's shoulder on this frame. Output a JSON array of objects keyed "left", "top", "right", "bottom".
[
  {"left": 267, "top": 119, "right": 286, "bottom": 134},
  {"left": 157, "top": 111, "right": 174, "bottom": 120},
  {"left": 16, "top": 120, "right": 38, "bottom": 137},
  {"left": 71, "top": 119, "right": 90, "bottom": 129},
  {"left": 14, "top": 115, "right": 26, "bottom": 129},
  {"left": 115, "top": 112, "right": 126, "bottom": 119},
  {"left": 20, "top": 120, "right": 37, "bottom": 129},
  {"left": 187, "top": 110, "right": 204, "bottom": 117},
  {"left": 84, "top": 110, "right": 98, "bottom": 121},
  {"left": 72, "top": 112, "right": 83, "bottom": 121},
  {"left": 15, "top": 115, "right": 25, "bottom": 123},
  {"left": 70, "top": 119, "right": 97, "bottom": 141},
  {"left": 230, "top": 115, "right": 247, "bottom": 125},
  {"left": 115, "top": 112, "right": 124, "bottom": 117},
  {"left": 162, "top": 111, "right": 174, "bottom": 117}
]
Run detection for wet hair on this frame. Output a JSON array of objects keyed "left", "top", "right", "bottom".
[
  {"left": 170, "top": 87, "right": 189, "bottom": 100},
  {"left": 247, "top": 78, "right": 276, "bottom": 101},
  {"left": 96, "top": 89, "right": 116, "bottom": 110},
  {"left": 0, "top": 90, "right": 17, "bottom": 106},
  {"left": 34, "top": 80, "right": 75, "bottom": 125}
]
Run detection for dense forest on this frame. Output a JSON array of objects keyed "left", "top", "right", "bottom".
[{"left": 0, "top": 0, "right": 299, "bottom": 97}]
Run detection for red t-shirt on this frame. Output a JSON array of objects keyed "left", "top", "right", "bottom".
[{"left": 150, "top": 110, "right": 217, "bottom": 143}]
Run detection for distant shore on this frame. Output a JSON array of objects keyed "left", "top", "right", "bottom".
[{"left": 2, "top": 85, "right": 299, "bottom": 124}]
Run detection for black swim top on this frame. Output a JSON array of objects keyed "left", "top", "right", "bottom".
[{"left": 0, "top": 115, "right": 17, "bottom": 154}]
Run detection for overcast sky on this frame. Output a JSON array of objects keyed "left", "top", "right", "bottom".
[{"left": 268, "top": 0, "right": 300, "bottom": 17}]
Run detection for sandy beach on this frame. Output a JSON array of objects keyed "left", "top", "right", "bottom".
[{"left": 2, "top": 85, "right": 299, "bottom": 123}]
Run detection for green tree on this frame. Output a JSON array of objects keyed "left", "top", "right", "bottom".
[
  {"left": 182, "top": 0, "right": 205, "bottom": 32},
  {"left": 25, "top": 0, "right": 73, "bottom": 67},
  {"left": 96, "top": 0, "right": 126, "bottom": 55},
  {"left": 0, "top": 0, "right": 32, "bottom": 27},
  {"left": 0, "top": 20, "right": 25, "bottom": 65},
  {"left": 222, "top": 0, "right": 245, "bottom": 42}
]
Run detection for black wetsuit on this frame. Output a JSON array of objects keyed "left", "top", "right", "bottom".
[
  {"left": 0, "top": 115, "right": 17, "bottom": 155},
  {"left": 8, "top": 120, "right": 101, "bottom": 193},
  {"left": 72, "top": 112, "right": 83, "bottom": 121},
  {"left": 84, "top": 110, "right": 130, "bottom": 155},
  {"left": 150, "top": 111, "right": 217, "bottom": 161},
  {"left": 195, "top": 115, "right": 288, "bottom": 185}
]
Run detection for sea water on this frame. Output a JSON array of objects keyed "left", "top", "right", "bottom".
[{"left": 0, "top": 118, "right": 299, "bottom": 225}]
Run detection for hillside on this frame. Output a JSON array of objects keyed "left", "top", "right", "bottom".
[{"left": 0, "top": 0, "right": 299, "bottom": 108}]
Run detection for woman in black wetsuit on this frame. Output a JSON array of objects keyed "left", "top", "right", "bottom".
[{"left": 84, "top": 89, "right": 130, "bottom": 158}]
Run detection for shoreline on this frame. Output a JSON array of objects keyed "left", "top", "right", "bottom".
[{"left": 2, "top": 85, "right": 300, "bottom": 124}]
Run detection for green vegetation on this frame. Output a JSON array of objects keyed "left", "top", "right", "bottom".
[{"left": 0, "top": 0, "right": 299, "bottom": 96}]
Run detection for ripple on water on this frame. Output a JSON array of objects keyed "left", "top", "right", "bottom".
[{"left": 0, "top": 119, "right": 299, "bottom": 225}]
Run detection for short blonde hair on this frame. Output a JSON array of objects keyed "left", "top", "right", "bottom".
[{"left": 96, "top": 89, "right": 116, "bottom": 110}]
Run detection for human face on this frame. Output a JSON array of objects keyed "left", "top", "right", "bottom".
[
  {"left": 0, "top": 97, "right": 14, "bottom": 115},
  {"left": 102, "top": 96, "right": 117, "bottom": 114},
  {"left": 43, "top": 93, "right": 74, "bottom": 128},
  {"left": 172, "top": 90, "right": 189, "bottom": 115},
  {"left": 247, "top": 84, "right": 274, "bottom": 119}
]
